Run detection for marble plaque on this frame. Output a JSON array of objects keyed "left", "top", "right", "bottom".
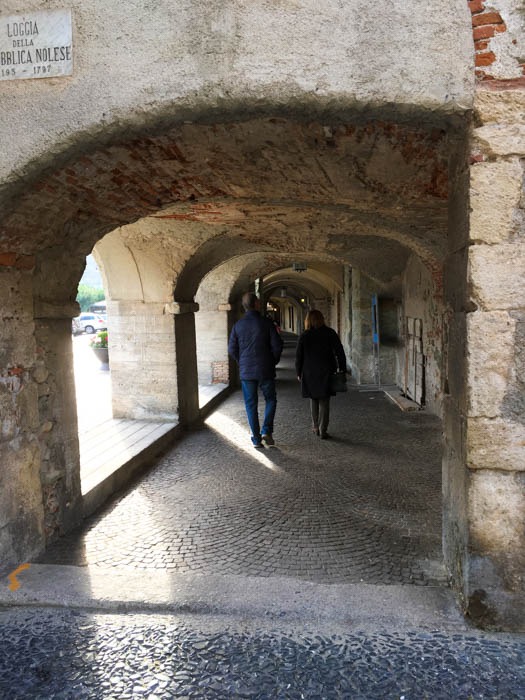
[{"left": 0, "top": 9, "right": 72, "bottom": 81}]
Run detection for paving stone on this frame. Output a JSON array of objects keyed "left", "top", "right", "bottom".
[
  {"left": 0, "top": 608, "right": 523, "bottom": 699},
  {"left": 40, "top": 348, "right": 445, "bottom": 586},
  {"left": 12, "top": 344, "right": 521, "bottom": 695},
  {"left": 42, "top": 370, "right": 444, "bottom": 585}
]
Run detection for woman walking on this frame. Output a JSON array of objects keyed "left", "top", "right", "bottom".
[{"left": 295, "top": 309, "right": 347, "bottom": 439}]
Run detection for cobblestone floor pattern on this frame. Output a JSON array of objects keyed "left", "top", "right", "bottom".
[
  {"left": 0, "top": 608, "right": 523, "bottom": 699},
  {"left": 7, "top": 342, "right": 525, "bottom": 697},
  {"left": 41, "top": 344, "right": 445, "bottom": 585}
]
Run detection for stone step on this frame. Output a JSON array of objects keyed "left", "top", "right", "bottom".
[{"left": 0, "top": 564, "right": 467, "bottom": 633}]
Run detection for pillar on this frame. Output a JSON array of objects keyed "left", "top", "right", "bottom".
[
  {"left": 33, "top": 299, "right": 84, "bottom": 542},
  {"left": 0, "top": 257, "right": 46, "bottom": 564},
  {"left": 340, "top": 266, "right": 352, "bottom": 365},
  {"left": 172, "top": 302, "right": 200, "bottom": 426},
  {"left": 195, "top": 303, "right": 231, "bottom": 386},
  {"left": 442, "top": 132, "right": 471, "bottom": 616},
  {"left": 108, "top": 300, "right": 179, "bottom": 421},
  {"left": 462, "top": 88, "right": 525, "bottom": 629},
  {"left": 350, "top": 269, "right": 376, "bottom": 384}
]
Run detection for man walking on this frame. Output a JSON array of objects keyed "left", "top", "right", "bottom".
[{"left": 228, "top": 292, "right": 283, "bottom": 448}]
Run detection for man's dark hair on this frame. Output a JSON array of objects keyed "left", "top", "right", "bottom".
[{"left": 242, "top": 292, "right": 258, "bottom": 311}]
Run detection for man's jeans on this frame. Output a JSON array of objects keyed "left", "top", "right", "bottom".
[{"left": 241, "top": 379, "right": 277, "bottom": 445}]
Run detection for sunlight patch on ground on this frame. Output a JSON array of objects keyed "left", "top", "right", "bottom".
[{"left": 206, "top": 411, "right": 284, "bottom": 474}]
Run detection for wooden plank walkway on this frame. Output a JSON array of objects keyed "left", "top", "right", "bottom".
[
  {"left": 80, "top": 419, "right": 178, "bottom": 496},
  {"left": 80, "top": 418, "right": 181, "bottom": 517}
]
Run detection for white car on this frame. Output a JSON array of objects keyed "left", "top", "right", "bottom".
[
  {"left": 75, "top": 313, "right": 107, "bottom": 334},
  {"left": 72, "top": 317, "right": 82, "bottom": 335}
]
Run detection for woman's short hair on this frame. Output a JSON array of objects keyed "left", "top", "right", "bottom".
[{"left": 305, "top": 309, "right": 325, "bottom": 330}]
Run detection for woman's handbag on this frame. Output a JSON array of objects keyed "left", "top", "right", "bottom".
[{"left": 330, "top": 371, "right": 347, "bottom": 393}]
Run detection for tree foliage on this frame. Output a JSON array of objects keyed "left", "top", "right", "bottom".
[{"left": 76, "top": 284, "right": 105, "bottom": 312}]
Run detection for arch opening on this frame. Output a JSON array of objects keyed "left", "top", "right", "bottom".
[{"left": 1, "top": 111, "right": 473, "bottom": 622}]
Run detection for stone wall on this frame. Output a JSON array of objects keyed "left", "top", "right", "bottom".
[
  {"left": 0, "top": 0, "right": 473, "bottom": 190},
  {"left": 442, "top": 126, "right": 473, "bottom": 624},
  {"left": 340, "top": 267, "right": 353, "bottom": 370},
  {"left": 0, "top": 0, "right": 523, "bottom": 631},
  {"left": 33, "top": 317, "right": 82, "bottom": 541},
  {"left": 350, "top": 270, "right": 376, "bottom": 385},
  {"left": 350, "top": 269, "right": 402, "bottom": 386},
  {"left": 402, "top": 255, "right": 445, "bottom": 415},
  {"left": 108, "top": 300, "right": 179, "bottom": 421},
  {"left": 0, "top": 264, "right": 45, "bottom": 563},
  {"left": 463, "top": 86, "right": 525, "bottom": 629},
  {"left": 195, "top": 309, "right": 230, "bottom": 387}
]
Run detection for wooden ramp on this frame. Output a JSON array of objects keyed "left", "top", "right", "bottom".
[
  {"left": 384, "top": 388, "right": 421, "bottom": 412},
  {"left": 80, "top": 418, "right": 180, "bottom": 517}
]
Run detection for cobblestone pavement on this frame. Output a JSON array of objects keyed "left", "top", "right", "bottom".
[
  {"left": 0, "top": 607, "right": 524, "bottom": 699},
  {"left": 5, "top": 341, "right": 525, "bottom": 697},
  {"left": 41, "top": 341, "right": 445, "bottom": 586}
]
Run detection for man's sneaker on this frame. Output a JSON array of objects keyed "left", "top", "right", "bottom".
[
  {"left": 253, "top": 441, "right": 265, "bottom": 449},
  {"left": 262, "top": 434, "right": 275, "bottom": 446}
]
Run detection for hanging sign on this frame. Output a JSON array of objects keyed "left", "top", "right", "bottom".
[{"left": 0, "top": 9, "right": 72, "bottom": 81}]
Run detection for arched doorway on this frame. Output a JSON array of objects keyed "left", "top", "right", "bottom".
[
  {"left": 1, "top": 0, "right": 523, "bottom": 630},
  {"left": 0, "top": 115, "right": 469, "bottom": 607}
]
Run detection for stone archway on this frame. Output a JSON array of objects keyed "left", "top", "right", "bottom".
[
  {"left": 0, "top": 0, "right": 523, "bottom": 630},
  {"left": 0, "top": 114, "right": 466, "bottom": 597}
]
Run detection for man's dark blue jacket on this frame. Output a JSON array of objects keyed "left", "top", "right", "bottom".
[{"left": 228, "top": 310, "right": 283, "bottom": 381}]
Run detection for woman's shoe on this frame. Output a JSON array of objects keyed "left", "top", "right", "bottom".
[
  {"left": 311, "top": 426, "right": 320, "bottom": 436},
  {"left": 320, "top": 432, "right": 330, "bottom": 439}
]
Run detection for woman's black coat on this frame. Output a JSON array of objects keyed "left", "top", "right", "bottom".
[{"left": 295, "top": 325, "right": 347, "bottom": 399}]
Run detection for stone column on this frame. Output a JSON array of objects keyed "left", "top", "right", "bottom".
[
  {"left": 195, "top": 303, "right": 231, "bottom": 386},
  {"left": 171, "top": 301, "right": 200, "bottom": 426},
  {"left": 225, "top": 305, "right": 240, "bottom": 389},
  {"left": 340, "top": 266, "right": 352, "bottom": 365},
  {"left": 108, "top": 300, "right": 179, "bottom": 421},
  {"left": 462, "top": 89, "right": 525, "bottom": 629},
  {"left": 33, "top": 300, "right": 84, "bottom": 542},
  {"left": 350, "top": 269, "right": 376, "bottom": 384},
  {"left": 442, "top": 133, "right": 470, "bottom": 614},
  {"left": 0, "top": 258, "right": 47, "bottom": 563}
]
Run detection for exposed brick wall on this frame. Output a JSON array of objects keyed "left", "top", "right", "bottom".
[
  {"left": 0, "top": 253, "right": 35, "bottom": 269},
  {"left": 468, "top": 0, "right": 525, "bottom": 82},
  {"left": 211, "top": 361, "right": 229, "bottom": 384}
]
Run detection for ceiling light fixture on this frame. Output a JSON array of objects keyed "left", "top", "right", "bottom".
[{"left": 292, "top": 262, "right": 307, "bottom": 273}]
